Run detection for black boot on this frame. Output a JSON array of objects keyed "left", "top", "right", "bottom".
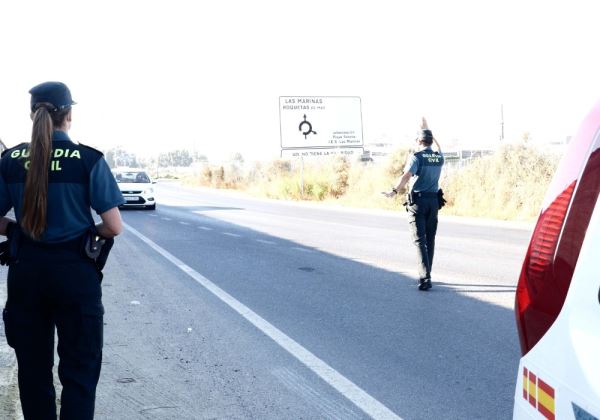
[{"left": 418, "top": 278, "right": 432, "bottom": 291}]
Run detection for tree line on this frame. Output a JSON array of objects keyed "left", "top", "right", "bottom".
[{"left": 104, "top": 147, "right": 209, "bottom": 169}]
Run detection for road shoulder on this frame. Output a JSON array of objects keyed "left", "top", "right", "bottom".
[{"left": 0, "top": 266, "right": 23, "bottom": 419}]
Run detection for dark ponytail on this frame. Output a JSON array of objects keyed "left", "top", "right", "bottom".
[{"left": 20, "top": 103, "right": 69, "bottom": 239}]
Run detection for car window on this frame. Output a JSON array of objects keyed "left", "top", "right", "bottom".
[{"left": 114, "top": 171, "right": 151, "bottom": 183}]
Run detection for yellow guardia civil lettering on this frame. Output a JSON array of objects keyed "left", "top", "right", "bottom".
[
  {"left": 53, "top": 148, "right": 81, "bottom": 159},
  {"left": 15, "top": 147, "right": 80, "bottom": 172},
  {"left": 11, "top": 149, "right": 27, "bottom": 158},
  {"left": 10, "top": 148, "right": 81, "bottom": 159},
  {"left": 23, "top": 160, "right": 63, "bottom": 171},
  {"left": 422, "top": 153, "right": 441, "bottom": 163}
]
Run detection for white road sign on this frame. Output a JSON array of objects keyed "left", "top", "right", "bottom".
[
  {"left": 280, "top": 147, "right": 364, "bottom": 159},
  {"left": 279, "top": 96, "right": 363, "bottom": 149}
]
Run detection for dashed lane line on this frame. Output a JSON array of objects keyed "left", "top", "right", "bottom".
[
  {"left": 124, "top": 223, "right": 402, "bottom": 420},
  {"left": 256, "top": 239, "right": 276, "bottom": 245},
  {"left": 222, "top": 232, "right": 242, "bottom": 238},
  {"left": 292, "top": 246, "right": 314, "bottom": 253}
]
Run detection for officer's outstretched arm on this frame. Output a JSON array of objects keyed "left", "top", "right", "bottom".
[
  {"left": 96, "top": 207, "right": 123, "bottom": 238},
  {"left": 383, "top": 171, "right": 413, "bottom": 198}
]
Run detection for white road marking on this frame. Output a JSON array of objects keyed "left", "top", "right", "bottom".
[
  {"left": 179, "top": 221, "right": 190, "bottom": 226},
  {"left": 148, "top": 214, "right": 158, "bottom": 217},
  {"left": 272, "top": 367, "right": 362, "bottom": 420},
  {"left": 124, "top": 223, "right": 402, "bottom": 420},
  {"left": 222, "top": 232, "right": 241, "bottom": 238},
  {"left": 256, "top": 239, "right": 276, "bottom": 245},
  {"left": 292, "top": 246, "right": 313, "bottom": 253},
  {"left": 198, "top": 226, "right": 212, "bottom": 231},
  {"left": 161, "top": 217, "right": 172, "bottom": 221}
]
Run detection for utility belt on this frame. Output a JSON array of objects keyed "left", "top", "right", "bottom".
[
  {"left": 0, "top": 224, "right": 114, "bottom": 277},
  {"left": 20, "top": 232, "right": 82, "bottom": 253},
  {"left": 406, "top": 189, "right": 447, "bottom": 209},
  {"left": 413, "top": 191, "right": 439, "bottom": 199}
]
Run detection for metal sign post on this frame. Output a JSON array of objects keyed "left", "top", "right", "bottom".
[
  {"left": 279, "top": 96, "right": 363, "bottom": 200},
  {"left": 300, "top": 156, "right": 304, "bottom": 198}
]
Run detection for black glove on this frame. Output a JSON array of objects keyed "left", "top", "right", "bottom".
[
  {"left": 6, "top": 222, "right": 16, "bottom": 240},
  {"left": 0, "top": 222, "right": 18, "bottom": 266},
  {"left": 0, "top": 240, "right": 9, "bottom": 266},
  {"left": 438, "top": 189, "right": 447, "bottom": 210}
]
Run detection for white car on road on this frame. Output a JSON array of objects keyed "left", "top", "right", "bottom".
[
  {"left": 513, "top": 101, "right": 600, "bottom": 419},
  {"left": 112, "top": 168, "right": 156, "bottom": 210}
]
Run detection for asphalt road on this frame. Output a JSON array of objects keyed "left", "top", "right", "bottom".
[{"left": 1, "top": 182, "right": 533, "bottom": 419}]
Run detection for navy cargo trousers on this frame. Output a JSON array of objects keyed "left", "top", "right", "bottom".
[
  {"left": 406, "top": 193, "right": 439, "bottom": 282},
  {"left": 2, "top": 236, "right": 103, "bottom": 420}
]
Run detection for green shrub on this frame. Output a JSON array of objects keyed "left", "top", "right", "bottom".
[
  {"left": 200, "top": 166, "right": 212, "bottom": 185},
  {"left": 330, "top": 156, "right": 350, "bottom": 198}
]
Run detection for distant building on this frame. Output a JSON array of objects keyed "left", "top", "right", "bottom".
[
  {"left": 443, "top": 149, "right": 494, "bottom": 169},
  {"left": 360, "top": 141, "right": 497, "bottom": 168},
  {"left": 544, "top": 136, "right": 571, "bottom": 155},
  {"left": 360, "top": 142, "right": 396, "bottom": 162}
]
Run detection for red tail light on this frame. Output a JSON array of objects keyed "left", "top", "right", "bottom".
[
  {"left": 524, "top": 181, "right": 575, "bottom": 289},
  {"left": 515, "top": 100, "right": 600, "bottom": 356},
  {"left": 515, "top": 182, "right": 576, "bottom": 353},
  {"left": 526, "top": 182, "right": 575, "bottom": 287},
  {"left": 516, "top": 146, "right": 600, "bottom": 355}
]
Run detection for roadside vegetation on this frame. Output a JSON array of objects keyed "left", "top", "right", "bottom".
[{"left": 176, "top": 144, "right": 559, "bottom": 221}]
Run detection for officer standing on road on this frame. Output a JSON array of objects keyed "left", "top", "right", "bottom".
[
  {"left": 0, "top": 81, "right": 125, "bottom": 419},
  {"left": 384, "top": 118, "right": 445, "bottom": 291}
]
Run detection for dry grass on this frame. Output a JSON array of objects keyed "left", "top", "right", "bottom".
[
  {"left": 442, "top": 145, "right": 558, "bottom": 220},
  {"left": 177, "top": 144, "right": 559, "bottom": 221}
]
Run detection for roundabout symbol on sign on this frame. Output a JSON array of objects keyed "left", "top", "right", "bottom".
[{"left": 298, "top": 114, "right": 317, "bottom": 139}]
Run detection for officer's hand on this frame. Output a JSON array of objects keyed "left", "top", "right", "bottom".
[
  {"left": 421, "top": 117, "right": 429, "bottom": 129},
  {"left": 381, "top": 191, "right": 396, "bottom": 198}
]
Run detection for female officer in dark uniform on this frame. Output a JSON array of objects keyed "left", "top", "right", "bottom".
[
  {"left": 384, "top": 117, "right": 444, "bottom": 291},
  {"left": 0, "top": 81, "right": 125, "bottom": 419}
]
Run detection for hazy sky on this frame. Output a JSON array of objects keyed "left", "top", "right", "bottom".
[{"left": 1, "top": 0, "right": 598, "bottom": 161}]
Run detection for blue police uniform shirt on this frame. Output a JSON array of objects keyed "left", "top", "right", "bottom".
[
  {"left": 405, "top": 147, "right": 445, "bottom": 193},
  {"left": 0, "top": 131, "right": 125, "bottom": 243}
]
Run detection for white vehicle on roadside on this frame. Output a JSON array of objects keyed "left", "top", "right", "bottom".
[
  {"left": 112, "top": 168, "right": 156, "bottom": 210},
  {"left": 513, "top": 101, "right": 600, "bottom": 419}
]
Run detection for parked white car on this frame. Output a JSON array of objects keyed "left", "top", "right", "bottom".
[
  {"left": 513, "top": 101, "right": 600, "bottom": 419},
  {"left": 112, "top": 169, "right": 156, "bottom": 210}
]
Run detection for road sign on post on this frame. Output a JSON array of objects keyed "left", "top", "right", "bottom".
[
  {"left": 280, "top": 148, "right": 364, "bottom": 159},
  {"left": 279, "top": 96, "right": 363, "bottom": 151}
]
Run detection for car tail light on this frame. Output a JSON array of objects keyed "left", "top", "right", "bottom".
[
  {"left": 525, "top": 182, "right": 576, "bottom": 287},
  {"left": 515, "top": 182, "right": 576, "bottom": 353},
  {"left": 515, "top": 103, "right": 600, "bottom": 356}
]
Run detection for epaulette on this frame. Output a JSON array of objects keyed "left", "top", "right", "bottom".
[
  {"left": 77, "top": 142, "right": 104, "bottom": 156},
  {"left": 1, "top": 142, "right": 29, "bottom": 158}
]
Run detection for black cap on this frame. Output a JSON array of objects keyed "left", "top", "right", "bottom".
[
  {"left": 29, "top": 81, "right": 76, "bottom": 112},
  {"left": 420, "top": 129, "right": 433, "bottom": 143}
]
